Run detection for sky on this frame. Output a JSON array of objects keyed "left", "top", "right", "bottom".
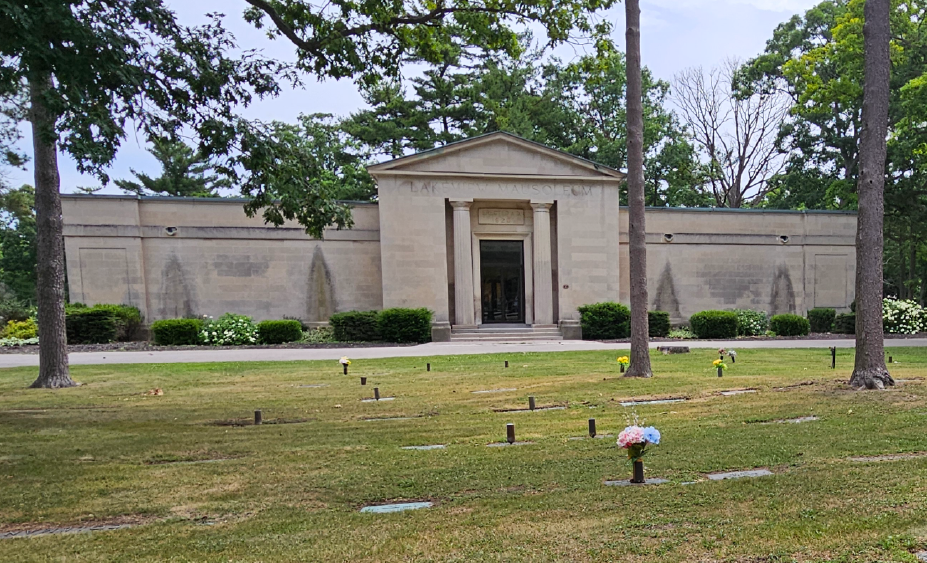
[{"left": 4, "top": 0, "right": 823, "bottom": 193}]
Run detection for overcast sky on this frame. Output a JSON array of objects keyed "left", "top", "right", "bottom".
[{"left": 5, "top": 0, "right": 821, "bottom": 193}]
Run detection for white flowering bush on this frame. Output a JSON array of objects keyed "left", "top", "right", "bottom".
[
  {"left": 733, "top": 309, "right": 768, "bottom": 336},
  {"left": 882, "top": 298, "right": 926, "bottom": 334},
  {"left": 200, "top": 313, "right": 258, "bottom": 346}
]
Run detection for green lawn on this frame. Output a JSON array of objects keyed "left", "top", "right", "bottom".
[{"left": 1, "top": 348, "right": 927, "bottom": 562}]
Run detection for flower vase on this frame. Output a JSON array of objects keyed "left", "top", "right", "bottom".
[
  {"left": 620, "top": 364, "right": 625, "bottom": 373},
  {"left": 343, "top": 364, "right": 348, "bottom": 375},
  {"left": 360, "top": 377, "right": 366, "bottom": 385},
  {"left": 631, "top": 460, "right": 645, "bottom": 483}
]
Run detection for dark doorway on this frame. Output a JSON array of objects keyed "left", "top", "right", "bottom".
[{"left": 480, "top": 240, "right": 525, "bottom": 323}]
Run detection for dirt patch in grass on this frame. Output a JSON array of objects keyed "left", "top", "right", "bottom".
[{"left": 0, "top": 514, "right": 155, "bottom": 539}]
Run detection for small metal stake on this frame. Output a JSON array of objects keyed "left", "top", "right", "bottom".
[
  {"left": 506, "top": 423, "right": 515, "bottom": 444},
  {"left": 588, "top": 418, "right": 596, "bottom": 438},
  {"left": 528, "top": 396, "right": 536, "bottom": 411},
  {"left": 831, "top": 347, "right": 836, "bottom": 369},
  {"left": 729, "top": 354, "right": 735, "bottom": 364},
  {"left": 717, "top": 366, "right": 723, "bottom": 378},
  {"left": 505, "top": 360, "right": 509, "bottom": 368},
  {"left": 427, "top": 363, "right": 431, "bottom": 371},
  {"left": 343, "top": 364, "right": 348, "bottom": 376},
  {"left": 360, "top": 377, "right": 367, "bottom": 385},
  {"left": 254, "top": 410, "right": 262, "bottom": 425},
  {"left": 889, "top": 356, "right": 893, "bottom": 364},
  {"left": 374, "top": 387, "right": 380, "bottom": 401}
]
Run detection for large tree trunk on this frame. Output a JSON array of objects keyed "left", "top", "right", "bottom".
[
  {"left": 624, "top": 0, "right": 652, "bottom": 378},
  {"left": 851, "top": 0, "right": 892, "bottom": 390},
  {"left": 29, "top": 74, "right": 75, "bottom": 389}
]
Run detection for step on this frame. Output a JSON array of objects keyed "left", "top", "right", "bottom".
[{"left": 450, "top": 335, "right": 563, "bottom": 342}]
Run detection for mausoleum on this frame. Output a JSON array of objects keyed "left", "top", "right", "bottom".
[{"left": 61, "top": 132, "right": 857, "bottom": 341}]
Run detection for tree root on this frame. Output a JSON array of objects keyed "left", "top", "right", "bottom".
[{"left": 849, "top": 368, "right": 894, "bottom": 390}]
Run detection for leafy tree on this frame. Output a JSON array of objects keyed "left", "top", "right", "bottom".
[
  {"left": 624, "top": 0, "right": 652, "bottom": 378},
  {"left": 0, "top": 184, "right": 36, "bottom": 304},
  {"left": 115, "top": 138, "right": 230, "bottom": 197},
  {"left": 852, "top": 0, "right": 893, "bottom": 389},
  {"left": 1, "top": 1, "right": 287, "bottom": 388}
]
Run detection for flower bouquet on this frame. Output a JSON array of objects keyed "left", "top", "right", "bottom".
[
  {"left": 617, "top": 425, "right": 660, "bottom": 483},
  {"left": 713, "top": 358, "right": 727, "bottom": 377},
  {"left": 340, "top": 356, "right": 351, "bottom": 375},
  {"left": 617, "top": 355, "right": 630, "bottom": 373}
]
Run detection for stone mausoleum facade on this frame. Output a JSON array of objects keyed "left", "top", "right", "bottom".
[{"left": 61, "top": 132, "right": 857, "bottom": 341}]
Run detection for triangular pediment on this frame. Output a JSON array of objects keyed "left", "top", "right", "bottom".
[{"left": 367, "top": 132, "right": 624, "bottom": 180}]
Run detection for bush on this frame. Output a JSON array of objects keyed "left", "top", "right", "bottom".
[
  {"left": 66, "top": 309, "right": 117, "bottom": 344},
  {"left": 807, "top": 308, "right": 836, "bottom": 333},
  {"left": 577, "top": 302, "right": 630, "bottom": 340},
  {"left": 733, "top": 309, "right": 768, "bottom": 336},
  {"left": 882, "top": 297, "right": 925, "bottom": 334},
  {"left": 2, "top": 318, "right": 37, "bottom": 339},
  {"left": 151, "top": 318, "right": 204, "bottom": 345},
  {"left": 257, "top": 320, "right": 304, "bottom": 344},
  {"left": 834, "top": 313, "right": 856, "bottom": 334},
  {"left": 89, "top": 304, "right": 142, "bottom": 341},
  {"left": 667, "top": 326, "right": 695, "bottom": 339},
  {"left": 0, "top": 299, "right": 32, "bottom": 324},
  {"left": 377, "top": 308, "right": 432, "bottom": 343},
  {"left": 770, "top": 314, "right": 810, "bottom": 336},
  {"left": 329, "top": 311, "right": 380, "bottom": 342},
  {"left": 648, "top": 310, "right": 671, "bottom": 337},
  {"left": 200, "top": 313, "right": 258, "bottom": 346},
  {"left": 302, "top": 326, "right": 335, "bottom": 343},
  {"left": 689, "top": 310, "right": 739, "bottom": 339}
]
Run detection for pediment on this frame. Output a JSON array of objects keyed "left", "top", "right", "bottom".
[{"left": 367, "top": 132, "right": 624, "bottom": 180}]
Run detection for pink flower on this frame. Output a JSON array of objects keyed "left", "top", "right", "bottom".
[{"left": 617, "top": 425, "right": 645, "bottom": 448}]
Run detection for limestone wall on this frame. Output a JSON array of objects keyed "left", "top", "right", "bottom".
[
  {"left": 62, "top": 195, "right": 383, "bottom": 323},
  {"left": 617, "top": 208, "right": 857, "bottom": 324}
]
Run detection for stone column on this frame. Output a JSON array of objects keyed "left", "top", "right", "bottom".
[
  {"left": 531, "top": 202, "right": 554, "bottom": 326},
  {"left": 451, "top": 200, "right": 476, "bottom": 327}
]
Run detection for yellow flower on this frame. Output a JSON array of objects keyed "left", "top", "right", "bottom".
[
  {"left": 712, "top": 359, "right": 722, "bottom": 367},
  {"left": 617, "top": 356, "right": 629, "bottom": 364}
]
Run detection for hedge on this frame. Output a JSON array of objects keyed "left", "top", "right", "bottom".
[
  {"left": 257, "top": 320, "right": 304, "bottom": 344},
  {"left": 66, "top": 309, "right": 117, "bottom": 344},
  {"left": 689, "top": 310, "right": 739, "bottom": 339},
  {"left": 734, "top": 309, "right": 768, "bottom": 336},
  {"left": 834, "top": 313, "right": 856, "bottom": 334},
  {"left": 377, "top": 308, "right": 432, "bottom": 343},
  {"left": 807, "top": 308, "right": 835, "bottom": 333},
  {"left": 578, "top": 302, "right": 630, "bottom": 340},
  {"left": 770, "top": 313, "right": 810, "bottom": 336},
  {"left": 648, "top": 310, "right": 671, "bottom": 338},
  {"left": 150, "top": 318, "right": 203, "bottom": 345},
  {"left": 90, "top": 304, "right": 142, "bottom": 341},
  {"left": 329, "top": 311, "right": 380, "bottom": 342}
]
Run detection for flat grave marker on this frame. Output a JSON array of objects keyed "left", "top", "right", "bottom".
[
  {"left": 472, "top": 388, "right": 517, "bottom": 394},
  {"left": 706, "top": 469, "right": 773, "bottom": 480},
  {"left": 360, "top": 502, "right": 432, "bottom": 514},
  {"left": 604, "top": 478, "right": 669, "bottom": 486},
  {"left": 619, "top": 398, "right": 686, "bottom": 407},
  {"left": 401, "top": 445, "right": 446, "bottom": 451}
]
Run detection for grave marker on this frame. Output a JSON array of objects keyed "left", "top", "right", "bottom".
[
  {"left": 506, "top": 423, "right": 515, "bottom": 444},
  {"left": 374, "top": 387, "right": 380, "bottom": 401},
  {"left": 254, "top": 410, "right": 262, "bottom": 425},
  {"left": 528, "top": 396, "right": 536, "bottom": 411},
  {"left": 588, "top": 418, "right": 597, "bottom": 438}
]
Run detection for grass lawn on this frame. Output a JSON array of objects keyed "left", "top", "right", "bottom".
[{"left": 1, "top": 348, "right": 927, "bottom": 562}]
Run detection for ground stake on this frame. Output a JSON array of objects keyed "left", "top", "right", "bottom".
[
  {"left": 588, "top": 418, "right": 596, "bottom": 438},
  {"left": 506, "top": 423, "right": 515, "bottom": 444}
]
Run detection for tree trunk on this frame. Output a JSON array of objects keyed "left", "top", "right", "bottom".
[
  {"left": 624, "top": 0, "right": 652, "bottom": 378},
  {"left": 850, "top": 0, "right": 892, "bottom": 390},
  {"left": 28, "top": 74, "right": 75, "bottom": 389}
]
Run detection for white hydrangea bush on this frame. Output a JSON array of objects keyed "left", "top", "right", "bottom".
[
  {"left": 200, "top": 313, "right": 258, "bottom": 346},
  {"left": 882, "top": 298, "right": 926, "bottom": 334}
]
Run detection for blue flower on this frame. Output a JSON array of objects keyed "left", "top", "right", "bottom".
[{"left": 642, "top": 426, "right": 661, "bottom": 445}]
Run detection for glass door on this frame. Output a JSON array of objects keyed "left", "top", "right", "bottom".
[{"left": 480, "top": 240, "right": 525, "bottom": 323}]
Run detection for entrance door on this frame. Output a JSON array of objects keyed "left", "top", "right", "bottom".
[{"left": 480, "top": 240, "right": 525, "bottom": 323}]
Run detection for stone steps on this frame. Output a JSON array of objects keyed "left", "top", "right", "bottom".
[{"left": 450, "top": 326, "right": 563, "bottom": 342}]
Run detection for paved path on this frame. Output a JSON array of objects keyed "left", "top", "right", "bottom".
[{"left": 1, "top": 338, "right": 925, "bottom": 368}]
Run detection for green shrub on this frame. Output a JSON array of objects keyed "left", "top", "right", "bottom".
[
  {"left": 648, "top": 310, "right": 671, "bottom": 337},
  {"left": 689, "top": 310, "right": 739, "bottom": 339},
  {"left": 0, "top": 299, "right": 32, "bottom": 324},
  {"left": 667, "top": 326, "right": 695, "bottom": 339},
  {"left": 577, "top": 302, "right": 630, "bottom": 340},
  {"left": 151, "top": 318, "right": 204, "bottom": 345},
  {"left": 377, "top": 308, "right": 432, "bottom": 343},
  {"left": 2, "top": 318, "right": 37, "bottom": 339},
  {"left": 301, "top": 326, "right": 335, "bottom": 343},
  {"left": 257, "top": 320, "right": 304, "bottom": 344},
  {"left": 834, "top": 313, "right": 856, "bottom": 334},
  {"left": 329, "top": 311, "right": 380, "bottom": 341},
  {"left": 734, "top": 309, "right": 768, "bottom": 336},
  {"left": 770, "top": 313, "right": 810, "bottom": 336},
  {"left": 89, "top": 304, "right": 142, "bottom": 341},
  {"left": 201, "top": 313, "right": 258, "bottom": 346},
  {"left": 807, "top": 308, "right": 836, "bottom": 333},
  {"left": 66, "top": 309, "right": 117, "bottom": 344}
]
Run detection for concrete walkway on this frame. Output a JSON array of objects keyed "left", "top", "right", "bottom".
[{"left": 1, "top": 338, "right": 925, "bottom": 368}]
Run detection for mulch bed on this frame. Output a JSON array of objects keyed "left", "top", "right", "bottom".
[
  {"left": 0, "top": 341, "right": 416, "bottom": 355},
  {"left": 600, "top": 333, "right": 927, "bottom": 343}
]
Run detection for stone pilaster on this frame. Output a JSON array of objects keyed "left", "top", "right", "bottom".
[
  {"left": 531, "top": 202, "right": 554, "bottom": 325},
  {"left": 451, "top": 200, "right": 476, "bottom": 327}
]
